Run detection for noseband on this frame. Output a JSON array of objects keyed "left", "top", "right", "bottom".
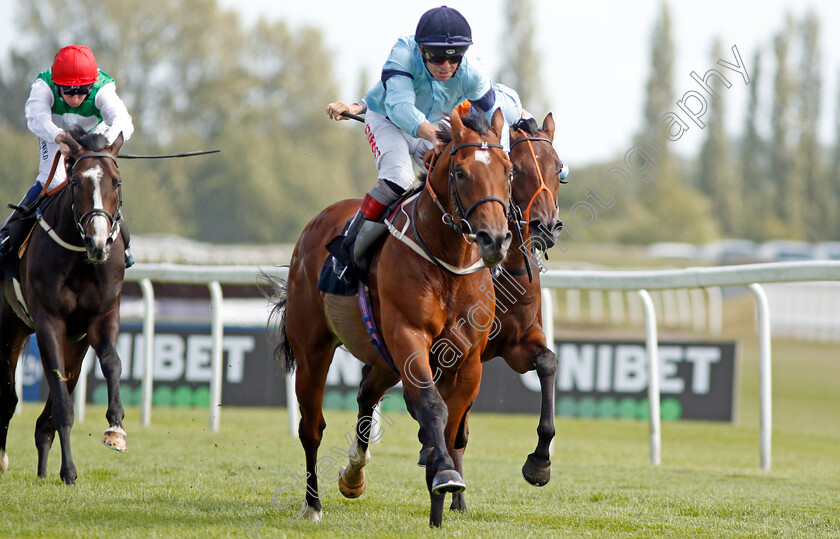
[
  {"left": 424, "top": 141, "right": 509, "bottom": 236},
  {"left": 65, "top": 152, "right": 123, "bottom": 241}
]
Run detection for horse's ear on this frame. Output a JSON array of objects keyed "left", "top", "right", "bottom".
[
  {"left": 65, "top": 133, "right": 83, "bottom": 155},
  {"left": 541, "top": 113, "right": 555, "bottom": 141},
  {"left": 108, "top": 132, "right": 124, "bottom": 155},
  {"left": 450, "top": 107, "right": 466, "bottom": 140},
  {"left": 490, "top": 108, "right": 505, "bottom": 141}
]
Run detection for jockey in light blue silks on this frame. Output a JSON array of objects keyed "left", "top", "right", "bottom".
[{"left": 325, "top": 6, "right": 500, "bottom": 283}]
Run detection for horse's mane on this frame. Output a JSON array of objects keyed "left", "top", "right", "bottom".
[
  {"left": 435, "top": 112, "right": 490, "bottom": 145},
  {"left": 67, "top": 127, "right": 109, "bottom": 151},
  {"left": 511, "top": 117, "right": 539, "bottom": 135}
]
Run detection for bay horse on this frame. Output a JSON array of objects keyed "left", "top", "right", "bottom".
[
  {"left": 266, "top": 109, "right": 512, "bottom": 527},
  {"left": 0, "top": 129, "right": 128, "bottom": 484},
  {"left": 340, "top": 113, "right": 567, "bottom": 512}
]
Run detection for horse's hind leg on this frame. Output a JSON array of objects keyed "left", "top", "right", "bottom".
[
  {"left": 292, "top": 337, "right": 338, "bottom": 522},
  {"left": 88, "top": 313, "right": 126, "bottom": 452},
  {"left": 338, "top": 364, "right": 400, "bottom": 499}
]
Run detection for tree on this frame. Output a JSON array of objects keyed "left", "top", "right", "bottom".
[
  {"left": 628, "top": 1, "right": 717, "bottom": 243},
  {"left": 496, "top": 0, "right": 547, "bottom": 113},
  {"left": 740, "top": 49, "right": 766, "bottom": 240},
  {"left": 828, "top": 71, "right": 840, "bottom": 236},
  {"left": 696, "top": 39, "right": 740, "bottom": 236},
  {"left": 769, "top": 14, "right": 799, "bottom": 237},
  {"left": 796, "top": 10, "right": 829, "bottom": 241},
  {"left": 0, "top": 0, "right": 361, "bottom": 243}
]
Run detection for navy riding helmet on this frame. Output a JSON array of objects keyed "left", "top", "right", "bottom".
[{"left": 415, "top": 6, "right": 472, "bottom": 58}]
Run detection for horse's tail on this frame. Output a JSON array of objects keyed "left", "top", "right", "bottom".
[{"left": 258, "top": 268, "right": 295, "bottom": 374}]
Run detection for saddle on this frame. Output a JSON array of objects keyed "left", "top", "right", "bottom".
[{"left": 318, "top": 184, "right": 423, "bottom": 295}]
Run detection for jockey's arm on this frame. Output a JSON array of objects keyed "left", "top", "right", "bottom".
[
  {"left": 24, "top": 79, "right": 63, "bottom": 144},
  {"left": 95, "top": 82, "right": 134, "bottom": 143}
]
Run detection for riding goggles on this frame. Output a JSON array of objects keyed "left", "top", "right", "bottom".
[
  {"left": 59, "top": 84, "right": 93, "bottom": 96},
  {"left": 421, "top": 46, "right": 467, "bottom": 65}
]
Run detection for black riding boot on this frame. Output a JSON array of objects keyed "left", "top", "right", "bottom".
[
  {"left": 331, "top": 182, "right": 404, "bottom": 284},
  {"left": 0, "top": 199, "right": 36, "bottom": 261},
  {"left": 332, "top": 211, "right": 366, "bottom": 284}
]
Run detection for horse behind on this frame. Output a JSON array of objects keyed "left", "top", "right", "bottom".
[
  {"left": 265, "top": 109, "right": 512, "bottom": 527},
  {"left": 350, "top": 113, "right": 568, "bottom": 512},
  {"left": 0, "top": 129, "right": 128, "bottom": 484}
]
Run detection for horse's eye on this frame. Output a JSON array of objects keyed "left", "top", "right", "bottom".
[{"left": 455, "top": 168, "right": 467, "bottom": 181}]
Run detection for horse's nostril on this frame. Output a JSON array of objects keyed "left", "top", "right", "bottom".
[{"left": 503, "top": 230, "right": 513, "bottom": 249}]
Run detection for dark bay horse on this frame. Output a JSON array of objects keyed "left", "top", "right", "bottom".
[
  {"left": 266, "top": 109, "right": 512, "bottom": 527},
  {"left": 340, "top": 113, "right": 566, "bottom": 512},
  {"left": 0, "top": 130, "right": 128, "bottom": 484}
]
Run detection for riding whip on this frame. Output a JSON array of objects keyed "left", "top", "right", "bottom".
[
  {"left": 340, "top": 111, "right": 365, "bottom": 123},
  {"left": 119, "top": 149, "right": 221, "bottom": 159}
]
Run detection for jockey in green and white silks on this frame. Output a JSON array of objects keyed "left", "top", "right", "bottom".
[
  {"left": 0, "top": 45, "right": 135, "bottom": 266},
  {"left": 27, "top": 69, "right": 134, "bottom": 190}
]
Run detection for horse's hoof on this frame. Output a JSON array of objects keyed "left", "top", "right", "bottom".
[
  {"left": 0, "top": 450, "right": 8, "bottom": 473},
  {"left": 522, "top": 453, "right": 551, "bottom": 486},
  {"left": 301, "top": 500, "right": 322, "bottom": 522},
  {"left": 337, "top": 466, "right": 366, "bottom": 498},
  {"left": 449, "top": 495, "right": 468, "bottom": 513},
  {"left": 431, "top": 469, "right": 466, "bottom": 495},
  {"left": 102, "top": 426, "right": 127, "bottom": 452},
  {"left": 61, "top": 470, "right": 77, "bottom": 485},
  {"left": 417, "top": 446, "right": 433, "bottom": 467}
]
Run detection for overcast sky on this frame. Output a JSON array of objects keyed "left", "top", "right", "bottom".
[{"left": 4, "top": 1, "right": 840, "bottom": 165}]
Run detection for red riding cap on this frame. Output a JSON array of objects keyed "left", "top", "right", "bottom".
[{"left": 51, "top": 45, "right": 98, "bottom": 86}]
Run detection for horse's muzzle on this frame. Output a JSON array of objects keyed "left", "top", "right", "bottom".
[
  {"left": 529, "top": 219, "right": 563, "bottom": 250},
  {"left": 475, "top": 229, "right": 512, "bottom": 268},
  {"left": 84, "top": 235, "right": 113, "bottom": 264}
]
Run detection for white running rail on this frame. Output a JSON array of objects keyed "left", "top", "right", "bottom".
[{"left": 40, "top": 260, "right": 839, "bottom": 470}]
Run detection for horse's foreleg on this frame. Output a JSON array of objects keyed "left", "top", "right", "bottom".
[
  {"left": 35, "top": 321, "right": 78, "bottom": 485},
  {"left": 338, "top": 364, "right": 399, "bottom": 499},
  {"left": 398, "top": 353, "right": 460, "bottom": 528},
  {"left": 503, "top": 335, "right": 557, "bottom": 486},
  {"left": 0, "top": 332, "right": 25, "bottom": 473},
  {"left": 439, "top": 361, "right": 481, "bottom": 516},
  {"left": 88, "top": 315, "right": 126, "bottom": 452},
  {"left": 448, "top": 404, "right": 472, "bottom": 513}
]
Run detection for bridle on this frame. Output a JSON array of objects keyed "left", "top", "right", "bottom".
[
  {"left": 423, "top": 140, "right": 509, "bottom": 237},
  {"left": 64, "top": 151, "right": 123, "bottom": 242},
  {"left": 389, "top": 138, "right": 510, "bottom": 275},
  {"left": 508, "top": 133, "right": 564, "bottom": 236},
  {"left": 506, "top": 132, "right": 566, "bottom": 282}
]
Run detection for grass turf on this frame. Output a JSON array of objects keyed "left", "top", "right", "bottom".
[{"left": 2, "top": 311, "right": 839, "bottom": 537}]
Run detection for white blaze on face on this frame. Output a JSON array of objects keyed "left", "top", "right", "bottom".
[
  {"left": 474, "top": 150, "right": 492, "bottom": 166},
  {"left": 81, "top": 165, "right": 109, "bottom": 249}
]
